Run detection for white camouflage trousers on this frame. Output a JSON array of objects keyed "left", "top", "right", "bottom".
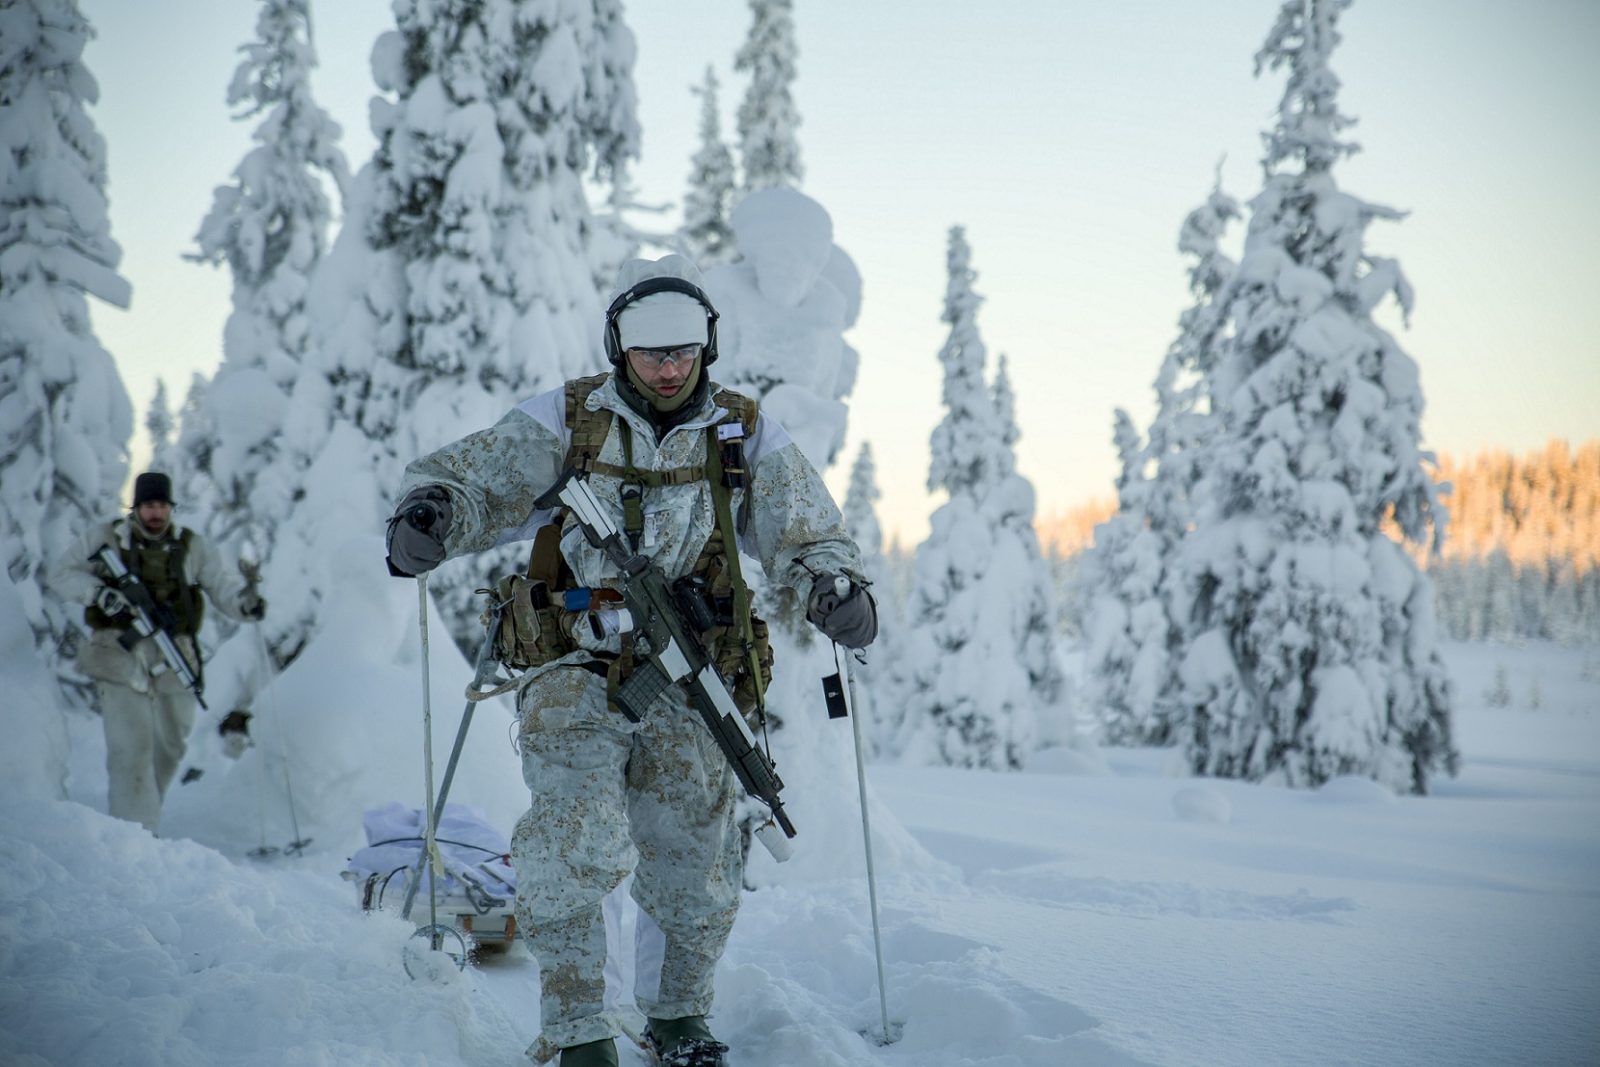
[
  {"left": 96, "top": 675, "right": 196, "bottom": 834},
  {"left": 513, "top": 665, "right": 742, "bottom": 1061}
]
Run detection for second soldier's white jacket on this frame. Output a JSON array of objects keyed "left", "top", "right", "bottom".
[
  {"left": 398, "top": 374, "right": 862, "bottom": 600},
  {"left": 50, "top": 517, "right": 253, "bottom": 693}
]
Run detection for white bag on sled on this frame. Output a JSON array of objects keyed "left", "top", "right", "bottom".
[{"left": 343, "top": 801, "right": 519, "bottom": 951}]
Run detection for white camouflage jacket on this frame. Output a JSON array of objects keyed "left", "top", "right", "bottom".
[
  {"left": 50, "top": 517, "right": 253, "bottom": 692},
  {"left": 398, "top": 374, "right": 862, "bottom": 602}
]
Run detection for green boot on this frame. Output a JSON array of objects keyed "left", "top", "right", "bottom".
[
  {"left": 644, "top": 1016, "right": 729, "bottom": 1066},
  {"left": 558, "top": 1037, "right": 618, "bottom": 1067}
]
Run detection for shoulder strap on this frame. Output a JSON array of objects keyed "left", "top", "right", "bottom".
[
  {"left": 705, "top": 422, "right": 765, "bottom": 714},
  {"left": 176, "top": 527, "right": 197, "bottom": 585},
  {"left": 564, "top": 373, "right": 615, "bottom": 473},
  {"left": 712, "top": 386, "right": 759, "bottom": 437},
  {"left": 711, "top": 386, "right": 760, "bottom": 533}
]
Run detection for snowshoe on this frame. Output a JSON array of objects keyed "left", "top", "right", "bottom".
[{"left": 644, "top": 1017, "right": 729, "bottom": 1067}]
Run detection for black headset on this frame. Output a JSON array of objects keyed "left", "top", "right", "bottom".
[{"left": 603, "top": 276, "right": 720, "bottom": 367}]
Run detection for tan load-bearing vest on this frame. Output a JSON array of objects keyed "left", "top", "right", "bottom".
[
  {"left": 485, "top": 373, "right": 774, "bottom": 718},
  {"left": 86, "top": 524, "right": 204, "bottom": 635}
]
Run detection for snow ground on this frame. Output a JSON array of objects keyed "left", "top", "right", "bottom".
[{"left": 3, "top": 639, "right": 1596, "bottom": 1067}]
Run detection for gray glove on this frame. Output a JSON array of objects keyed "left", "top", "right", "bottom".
[
  {"left": 806, "top": 572, "right": 878, "bottom": 649},
  {"left": 386, "top": 486, "right": 452, "bottom": 577},
  {"left": 95, "top": 586, "right": 131, "bottom": 618}
]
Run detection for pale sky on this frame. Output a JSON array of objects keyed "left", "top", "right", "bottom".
[{"left": 81, "top": 0, "right": 1600, "bottom": 543}]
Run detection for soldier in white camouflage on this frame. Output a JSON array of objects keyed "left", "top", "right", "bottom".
[
  {"left": 50, "top": 472, "right": 266, "bottom": 834},
  {"left": 386, "top": 256, "right": 876, "bottom": 1067}
]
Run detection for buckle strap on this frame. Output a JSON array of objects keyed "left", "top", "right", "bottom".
[{"left": 584, "top": 460, "right": 706, "bottom": 487}]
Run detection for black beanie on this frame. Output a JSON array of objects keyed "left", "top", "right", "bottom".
[{"left": 133, "top": 472, "right": 174, "bottom": 507}]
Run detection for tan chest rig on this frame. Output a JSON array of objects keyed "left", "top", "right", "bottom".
[
  {"left": 485, "top": 373, "right": 773, "bottom": 719},
  {"left": 86, "top": 524, "right": 204, "bottom": 636}
]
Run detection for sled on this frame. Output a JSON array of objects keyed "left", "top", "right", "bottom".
[{"left": 343, "top": 801, "right": 519, "bottom": 954}]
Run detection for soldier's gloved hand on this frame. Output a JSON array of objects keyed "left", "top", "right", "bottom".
[
  {"left": 806, "top": 572, "right": 878, "bottom": 649},
  {"left": 218, "top": 709, "right": 252, "bottom": 759},
  {"left": 95, "top": 586, "right": 131, "bottom": 618},
  {"left": 239, "top": 592, "right": 267, "bottom": 621},
  {"left": 386, "top": 486, "right": 452, "bottom": 576}
]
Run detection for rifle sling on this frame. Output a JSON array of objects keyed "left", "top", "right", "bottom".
[{"left": 705, "top": 425, "right": 765, "bottom": 715}]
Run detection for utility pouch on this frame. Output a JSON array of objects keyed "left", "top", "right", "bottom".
[
  {"left": 716, "top": 612, "right": 773, "bottom": 719},
  {"left": 481, "top": 524, "right": 576, "bottom": 670},
  {"left": 484, "top": 573, "right": 574, "bottom": 670}
]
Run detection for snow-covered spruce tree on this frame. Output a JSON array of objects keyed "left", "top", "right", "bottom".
[
  {"left": 892, "top": 228, "right": 1051, "bottom": 770},
  {"left": 1173, "top": 0, "right": 1455, "bottom": 794},
  {"left": 144, "top": 379, "right": 177, "bottom": 476},
  {"left": 702, "top": 186, "right": 860, "bottom": 738},
  {"left": 279, "top": 0, "right": 640, "bottom": 661},
  {"left": 185, "top": 0, "right": 349, "bottom": 556},
  {"left": 842, "top": 442, "right": 888, "bottom": 612},
  {"left": 577, "top": 0, "right": 644, "bottom": 295},
  {"left": 1079, "top": 182, "right": 1239, "bottom": 746},
  {"left": 734, "top": 0, "right": 802, "bottom": 191},
  {"left": 0, "top": 0, "right": 134, "bottom": 728},
  {"left": 169, "top": 372, "right": 211, "bottom": 514},
  {"left": 681, "top": 66, "right": 737, "bottom": 266},
  {"left": 1142, "top": 183, "right": 1241, "bottom": 547},
  {"left": 1078, "top": 411, "right": 1164, "bottom": 745},
  {"left": 988, "top": 354, "right": 1068, "bottom": 749}
]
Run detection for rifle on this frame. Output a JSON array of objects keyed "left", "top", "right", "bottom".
[
  {"left": 536, "top": 470, "right": 796, "bottom": 862},
  {"left": 92, "top": 545, "right": 208, "bottom": 709}
]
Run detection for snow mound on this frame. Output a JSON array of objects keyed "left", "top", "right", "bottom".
[
  {"left": 0, "top": 793, "right": 525, "bottom": 1067},
  {"left": 0, "top": 570, "right": 68, "bottom": 800},
  {"left": 1027, "top": 743, "right": 1111, "bottom": 777},
  {"left": 1311, "top": 775, "right": 1397, "bottom": 804},
  {"left": 1171, "top": 784, "right": 1232, "bottom": 824},
  {"left": 162, "top": 534, "right": 528, "bottom": 861}
]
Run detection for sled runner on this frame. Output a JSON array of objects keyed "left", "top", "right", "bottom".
[{"left": 343, "top": 801, "right": 519, "bottom": 953}]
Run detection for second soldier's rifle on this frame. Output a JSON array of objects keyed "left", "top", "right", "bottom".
[
  {"left": 536, "top": 470, "right": 796, "bottom": 862},
  {"left": 93, "top": 545, "right": 208, "bottom": 709}
]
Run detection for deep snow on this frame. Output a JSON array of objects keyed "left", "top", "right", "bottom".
[{"left": 2, "top": 638, "right": 1596, "bottom": 1067}]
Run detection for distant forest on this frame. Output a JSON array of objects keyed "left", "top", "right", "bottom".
[{"left": 1034, "top": 439, "right": 1600, "bottom": 644}]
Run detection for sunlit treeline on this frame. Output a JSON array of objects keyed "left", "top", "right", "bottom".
[
  {"left": 1433, "top": 440, "right": 1600, "bottom": 573},
  {"left": 1036, "top": 497, "right": 1114, "bottom": 559},
  {"left": 1024, "top": 439, "right": 1600, "bottom": 644},
  {"left": 1427, "top": 439, "right": 1600, "bottom": 643}
]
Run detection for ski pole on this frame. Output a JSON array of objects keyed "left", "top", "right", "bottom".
[
  {"left": 254, "top": 623, "right": 312, "bottom": 854},
  {"left": 836, "top": 641, "right": 892, "bottom": 1044},
  {"left": 248, "top": 730, "right": 277, "bottom": 859},
  {"left": 416, "top": 575, "right": 442, "bottom": 940},
  {"left": 398, "top": 608, "right": 507, "bottom": 922},
  {"left": 238, "top": 553, "right": 297, "bottom": 859}
]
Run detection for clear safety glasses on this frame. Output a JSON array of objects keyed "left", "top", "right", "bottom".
[{"left": 626, "top": 344, "right": 703, "bottom": 370}]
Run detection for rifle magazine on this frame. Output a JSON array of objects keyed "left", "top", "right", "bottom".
[{"left": 613, "top": 660, "right": 670, "bottom": 722}]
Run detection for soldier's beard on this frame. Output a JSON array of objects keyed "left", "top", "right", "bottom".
[
  {"left": 625, "top": 357, "right": 702, "bottom": 413},
  {"left": 134, "top": 513, "right": 169, "bottom": 538}
]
